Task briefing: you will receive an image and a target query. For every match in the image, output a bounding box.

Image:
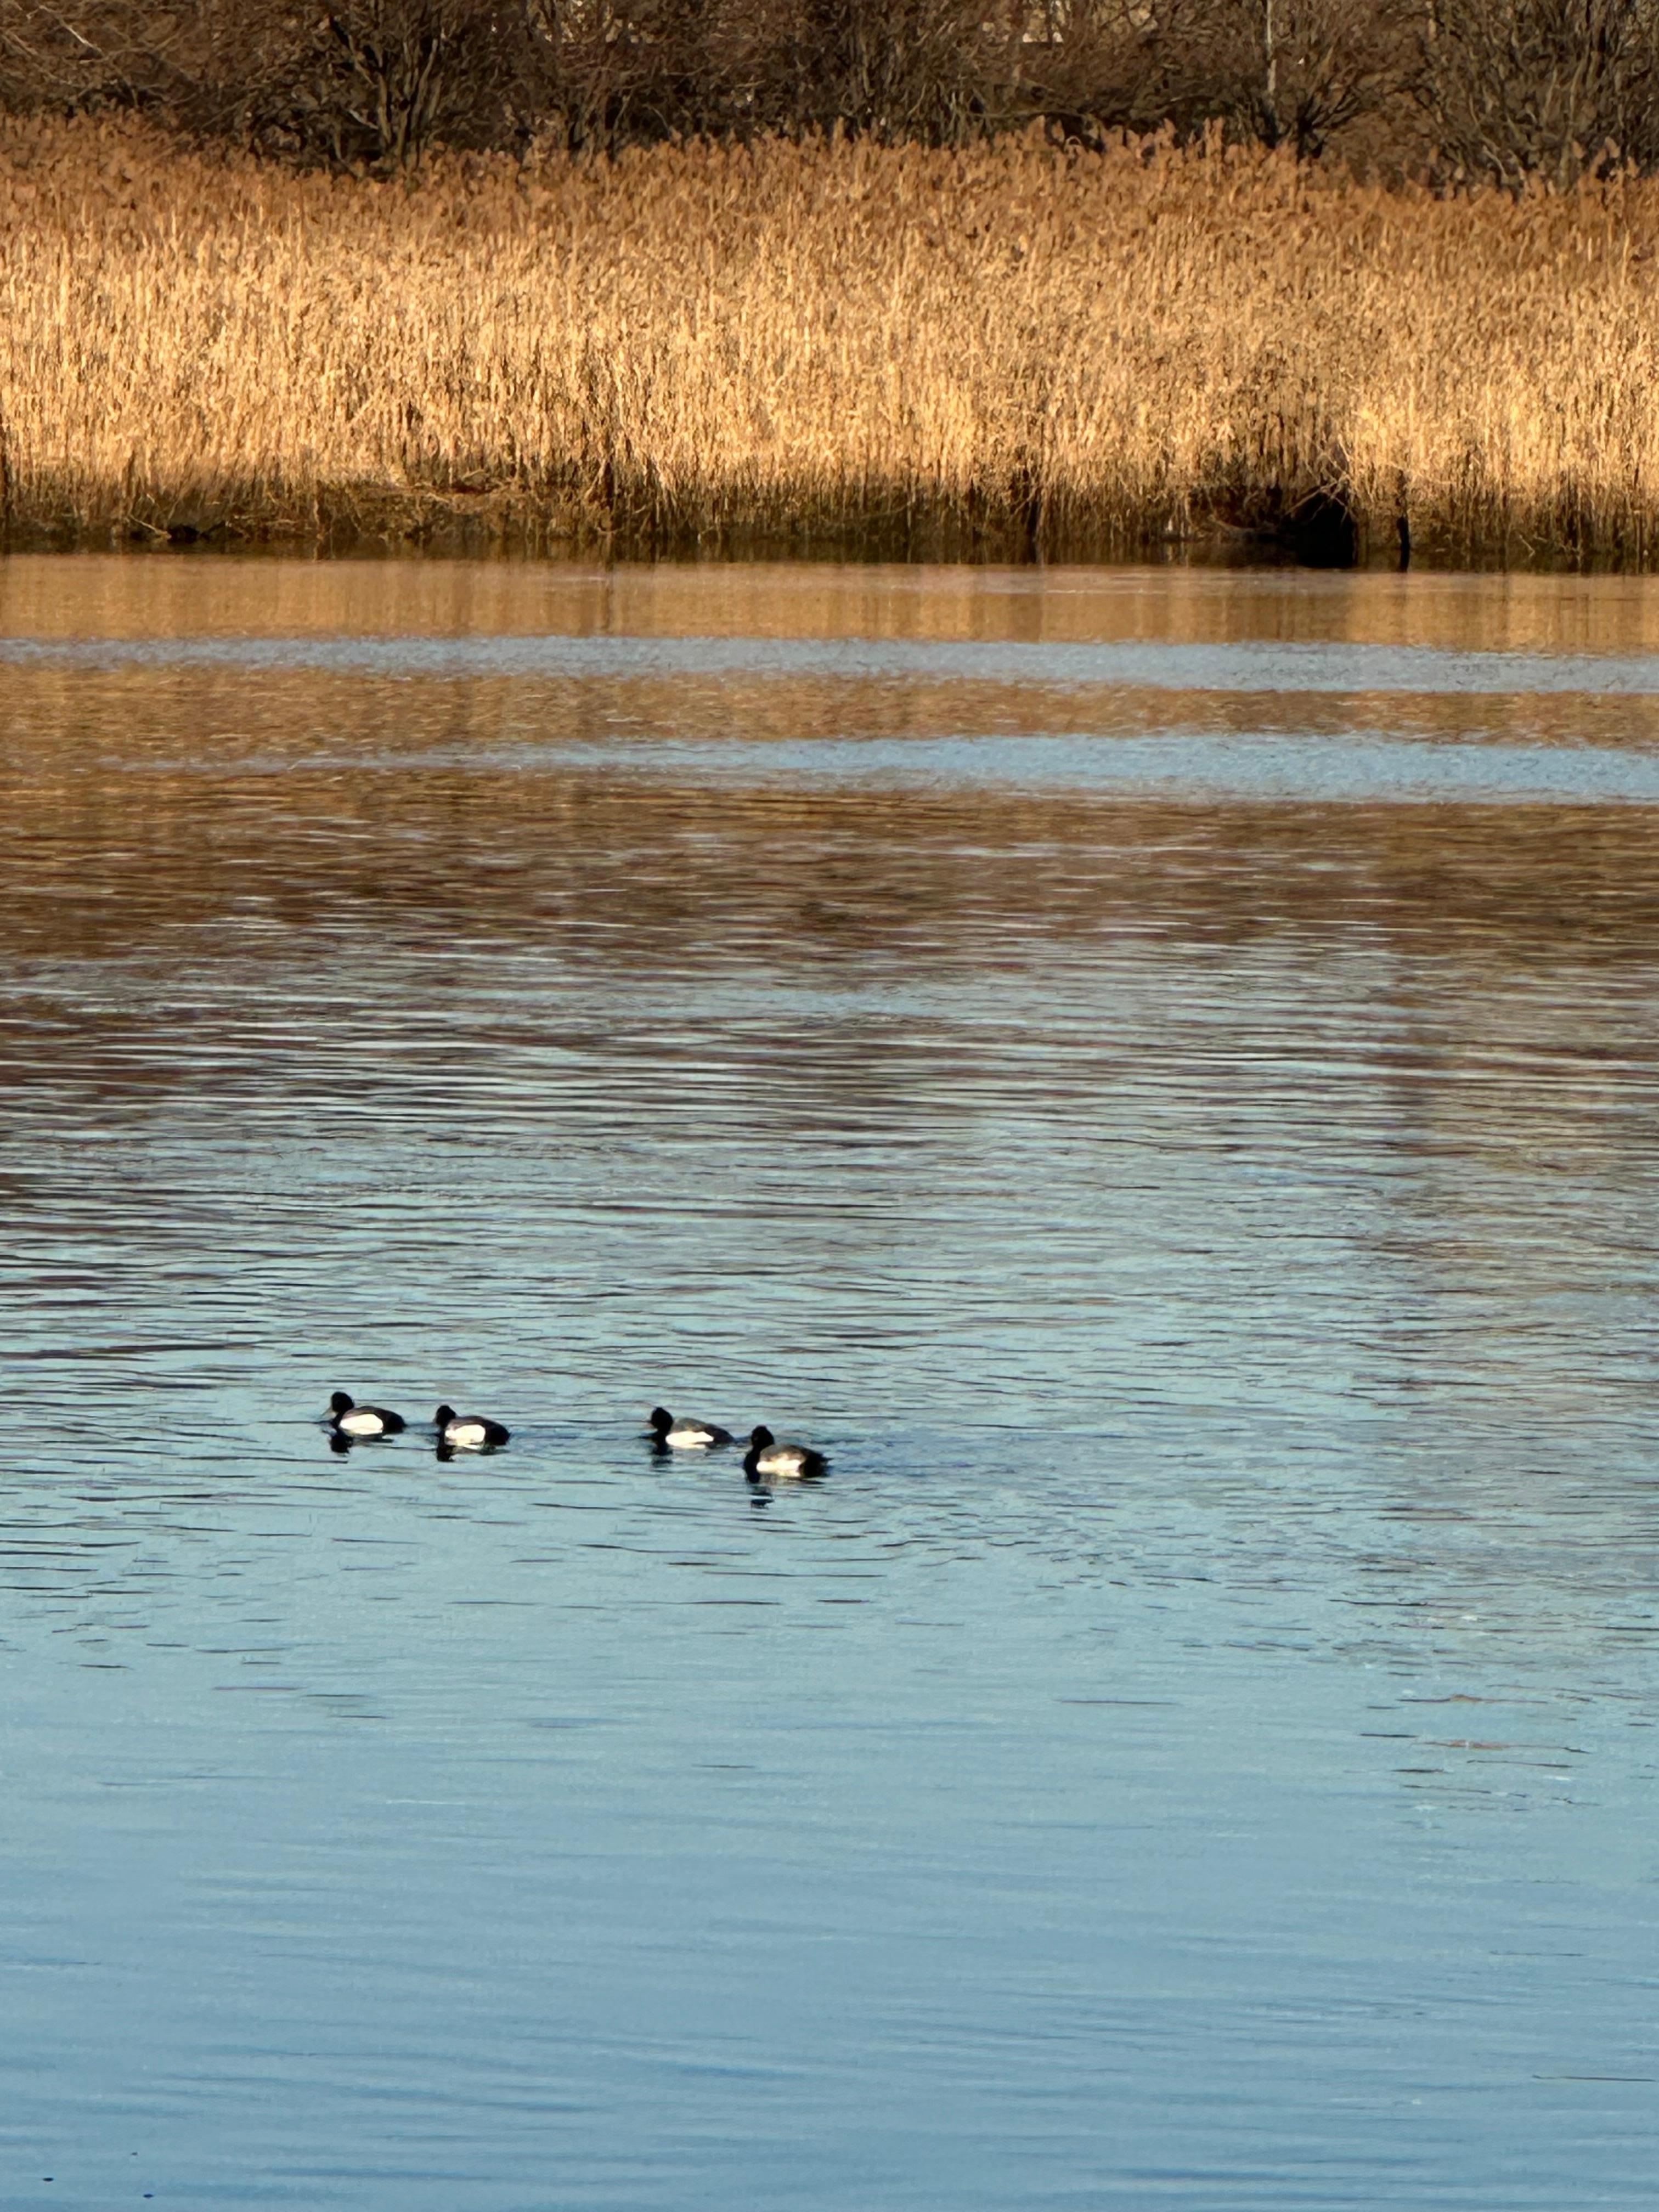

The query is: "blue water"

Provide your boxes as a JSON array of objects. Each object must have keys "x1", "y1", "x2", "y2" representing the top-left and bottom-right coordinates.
[{"x1": 1, "y1": 557, "x2": 1656, "y2": 2211}]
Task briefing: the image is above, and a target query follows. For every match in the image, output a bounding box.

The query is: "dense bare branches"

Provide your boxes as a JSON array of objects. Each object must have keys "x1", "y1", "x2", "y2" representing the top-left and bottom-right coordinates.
[
  {"x1": 3, "y1": 0, "x2": 1659, "y2": 179},
  {"x1": 0, "y1": 3, "x2": 172, "y2": 114},
  {"x1": 1415, "y1": 0, "x2": 1659, "y2": 185},
  {"x1": 528, "y1": 1, "x2": 1029, "y2": 149},
  {"x1": 1014, "y1": 3, "x2": 1413, "y2": 160},
  {"x1": 0, "y1": 2, "x2": 546, "y2": 163},
  {"x1": 266, "y1": 3, "x2": 546, "y2": 167}
]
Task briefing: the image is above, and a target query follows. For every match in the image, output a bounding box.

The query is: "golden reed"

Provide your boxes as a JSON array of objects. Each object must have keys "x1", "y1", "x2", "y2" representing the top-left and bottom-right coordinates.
[{"x1": 3, "y1": 116, "x2": 1658, "y2": 561}]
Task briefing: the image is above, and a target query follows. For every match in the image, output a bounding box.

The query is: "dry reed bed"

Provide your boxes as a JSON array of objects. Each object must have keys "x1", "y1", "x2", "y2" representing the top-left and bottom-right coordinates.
[{"x1": 3, "y1": 119, "x2": 1659, "y2": 558}]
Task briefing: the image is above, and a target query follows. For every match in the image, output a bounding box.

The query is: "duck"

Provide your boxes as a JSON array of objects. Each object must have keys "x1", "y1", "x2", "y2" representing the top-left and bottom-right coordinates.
[
  {"x1": 743, "y1": 1425, "x2": 828, "y2": 1481},
  {"x1": 647, "y1": 1407, "x2": 734, "y2": 1451},
  {"x1": 328, "y1": 1390, "x2": 405, "y2": 1438},
  {"x1": 434, "y1": 1403, "x2": 511, "y2": 1451}
]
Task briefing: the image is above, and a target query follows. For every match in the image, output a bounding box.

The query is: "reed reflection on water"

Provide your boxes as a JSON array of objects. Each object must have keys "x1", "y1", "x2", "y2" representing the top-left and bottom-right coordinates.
[{"x1": 1, "y1": 556, "x2": 1657, "y2": 2212}]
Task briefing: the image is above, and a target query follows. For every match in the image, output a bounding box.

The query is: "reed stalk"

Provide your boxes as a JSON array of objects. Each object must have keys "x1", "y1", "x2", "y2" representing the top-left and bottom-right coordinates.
[{"x1": 4, "y1": 117, "x2": 1659, "y2": 562}]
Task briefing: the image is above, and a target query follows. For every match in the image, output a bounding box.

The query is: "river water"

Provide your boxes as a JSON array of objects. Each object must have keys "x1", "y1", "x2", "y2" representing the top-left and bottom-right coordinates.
[{"x1": 1, "y1": 556, "x2": 1656, "y2": 2211}]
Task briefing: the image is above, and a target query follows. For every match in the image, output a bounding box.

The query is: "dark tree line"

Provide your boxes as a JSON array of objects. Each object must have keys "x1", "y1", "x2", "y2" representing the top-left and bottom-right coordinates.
[{"x1": 4, "y1": 1, "x2": 1659, "y2": 182}]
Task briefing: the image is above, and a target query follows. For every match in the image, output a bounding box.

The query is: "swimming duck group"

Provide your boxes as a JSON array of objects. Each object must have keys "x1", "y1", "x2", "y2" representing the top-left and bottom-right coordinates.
[
  {"x1": 329, "y1": 1392, "x2": 510, "y2": 1460},
  {"x1": 327, "y1": 1393, "x2": 828, "y2": 1481},
  {"x1": 649, "y1": 1407, "x2": 828, "y2": 1480}
]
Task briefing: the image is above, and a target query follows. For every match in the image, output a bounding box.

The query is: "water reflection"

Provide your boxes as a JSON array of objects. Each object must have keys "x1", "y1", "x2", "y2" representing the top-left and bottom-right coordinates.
[
  {"x1": 1, "y1": 558, "x2": 1657, "y2": 2212},
  {"x1": 14, "y1": 550, "x2": 1659, "y2": 656}
]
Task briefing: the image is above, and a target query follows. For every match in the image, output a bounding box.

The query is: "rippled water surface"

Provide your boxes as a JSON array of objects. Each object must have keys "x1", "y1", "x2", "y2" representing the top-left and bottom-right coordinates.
[{"x1": 3, "y1": 556, "x2": 1658, "y2": 2211}]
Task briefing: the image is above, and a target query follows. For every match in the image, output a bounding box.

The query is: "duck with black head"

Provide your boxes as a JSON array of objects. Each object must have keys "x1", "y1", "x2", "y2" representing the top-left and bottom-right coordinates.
[
  {"x1": 328, "y1": 1391, "x2": 405, "y2": 1440},
  {"x1": 743, "y1": 1425, "x2": 828, "y2": 1481},
  {"x1": 646, "y1": 1407, "x2": 735, "y2": 1452},
  {"x1": 434, "y1": 1404, "x2": 511, "y2": 1453}
]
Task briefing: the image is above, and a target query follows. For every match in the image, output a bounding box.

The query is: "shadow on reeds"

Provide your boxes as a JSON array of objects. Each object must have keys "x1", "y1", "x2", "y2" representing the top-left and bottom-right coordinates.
[
  {"x1": 0, "y1": 486, "x2": 1380, "y2": 568},
  {"x1": 5, "y1": 484, "x2": 1634, "y2": 576}
]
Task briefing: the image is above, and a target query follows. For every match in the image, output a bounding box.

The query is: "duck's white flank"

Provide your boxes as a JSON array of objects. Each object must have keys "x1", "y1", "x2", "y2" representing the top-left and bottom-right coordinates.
[{"x1": 754, "y1": 1444, "x2": 812, "y2": 1477}]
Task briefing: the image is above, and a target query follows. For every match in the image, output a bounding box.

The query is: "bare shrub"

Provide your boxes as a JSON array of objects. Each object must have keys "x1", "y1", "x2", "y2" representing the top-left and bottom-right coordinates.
[
  {"x1": 0, "y1": 2, "x2": 172, "y2": 114},
  {"x1": 1414, "y1": 0, "x2": 1659, "y2": 186},
  {"x1": 259, "y1": 2, "x2": 544, "y2": 168},
  {"x1": 1020, "y1": 2, "x2": 1415, "y2": 160},
  {"x1": 0, "y1": 2, "x2": 548, "y2": 167},
  {"x1": 530, "y1": 0, "x2": 1029, "y2": 150}
]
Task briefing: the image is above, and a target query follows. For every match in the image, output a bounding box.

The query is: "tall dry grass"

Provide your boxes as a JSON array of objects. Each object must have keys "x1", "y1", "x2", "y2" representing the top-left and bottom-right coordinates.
[{"x1": 4, "y1": 117, "x2": 1659, "y2": 561}]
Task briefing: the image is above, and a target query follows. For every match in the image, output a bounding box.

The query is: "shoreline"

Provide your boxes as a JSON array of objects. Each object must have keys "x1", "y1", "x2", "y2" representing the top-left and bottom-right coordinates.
[{"x1": 0, "y1": 520, "x2": 1622, "y2": 573}]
